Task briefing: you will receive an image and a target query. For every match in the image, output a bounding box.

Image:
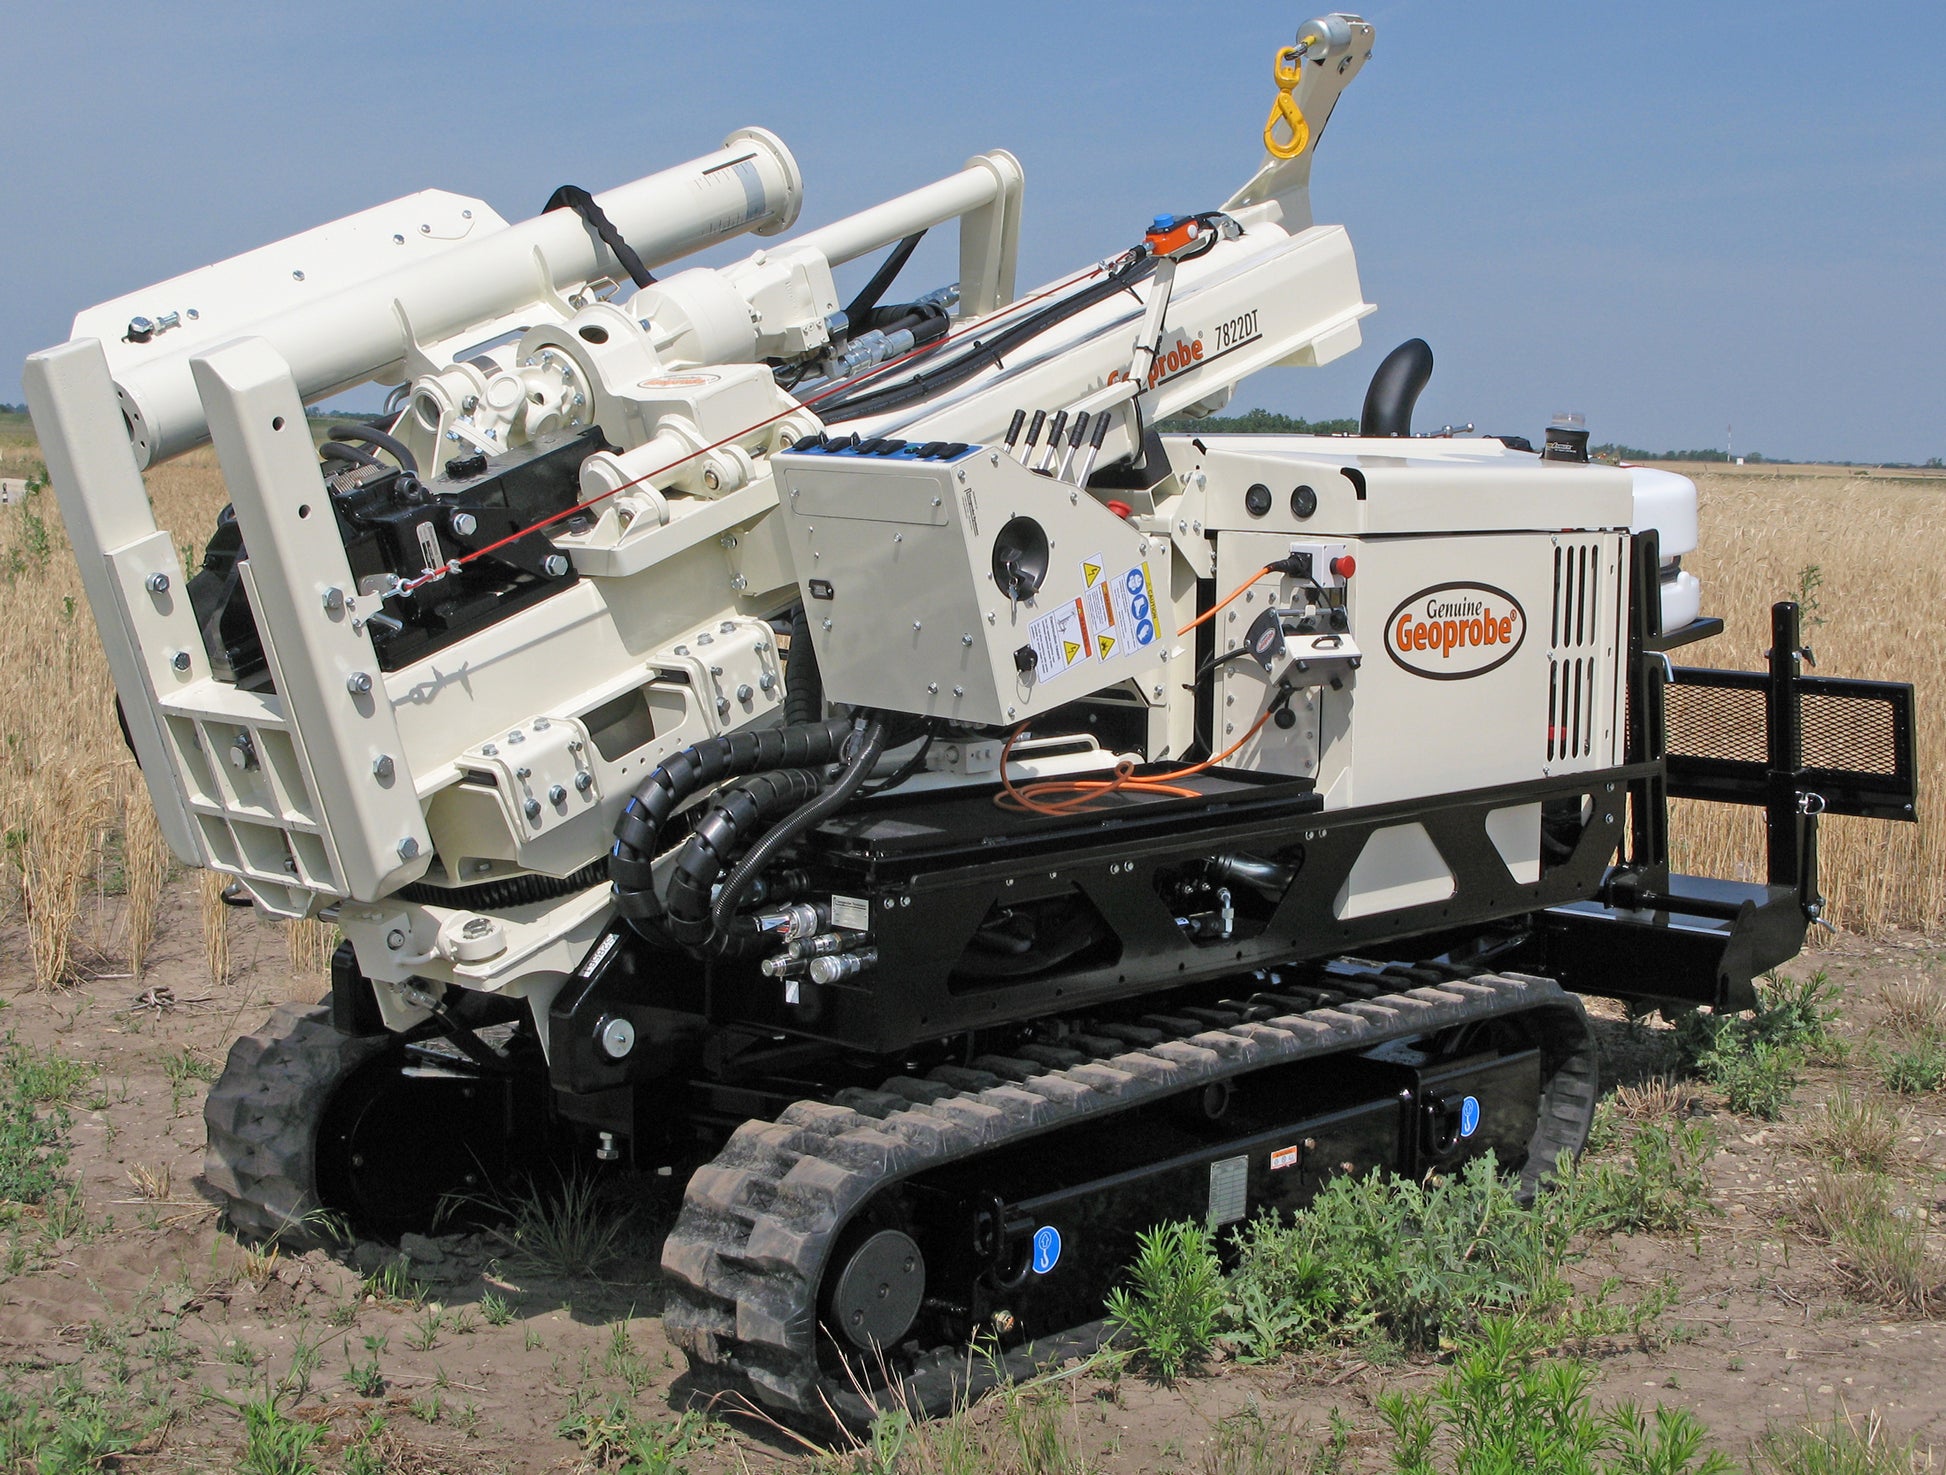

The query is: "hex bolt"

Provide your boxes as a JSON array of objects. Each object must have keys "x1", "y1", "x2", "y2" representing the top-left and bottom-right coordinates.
[
  {"x1": 534, "y1": 718, "x2": 549, "y2": 730},
  {"x1": 372, "y1": 754, "x2": 395, "y2": 781},
  {"x1": 926, "y1": 682, "x2": 939, "y2": 694},
  {"x1": 145, "y1": 572, "x2": 170, "y2": 594},
  {"x1": 758, "y1": 672, "x2": 776, "y2": 692},
  {"x1": 821, "y1": 618, "x2": 833, "y2": 631},
  {"x1": 481, "y1": 743, "x2": 497, "y2": 757},
  {"x1": 543, "y1": 554, "x2": 570, "y2": 577},
  {"x1": 321, "y1": 586, "x2": 344, "y2": 613},
  {"x1": 385, "y1": 928, "x2": 406, "y2": 950},
  {"x1": 451, "y1": 511, "x2": 477, "y2": 537},
  {"x1": 524, "y1": 797, "x2": 542, "y2": 821},
  {"x1": 716, "y1": 696, "x2": 731, "y2": 717},
  {"x1": 736, "y1": 683, "x2": 753, "y2": 702},
  {"x1": 396, "y1": 837, "x2": 420, "y2": 861},
  {"x1": 574, "y1": 771, "x2": 594, "y2": 793},
  {"x1": 548, "y1": 783, "x2": 567, "y2": 804},
  {"x1": 346, "y1": 671, "x2": 373, "y2": 695},
  {"x1": 962, "y1": 634, "x2": 974, "y2": 646},
  {"x1": 515, "y1": 765, "x2": 532, "y2": 780},
  {"x1": 170, "y1": 650, "x2": 191, "y2": 672},
  {"x1": 719, "y1": 621, "x2": 736, "y2": 634}
]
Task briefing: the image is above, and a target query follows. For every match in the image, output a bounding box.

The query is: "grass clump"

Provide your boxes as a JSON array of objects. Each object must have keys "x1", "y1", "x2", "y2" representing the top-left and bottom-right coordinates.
[
  {"x1": 1380, "y1": 1319, "x2": 1732, "y2": 1474},
  {"x1": 1675, "y1": 970, "x2": 1840, "y2": 1119},
  {"x1": 238, "y1": 1388, "x2": 323, "y2": 1475},
  {"x1": 0, "y1": 1035, "x2": 90, "y2": 1214},
  {"x1": 1803, "y1": 1088, "x2": 1902, "y2": 1171},
  {"x1": 1754, "y1": 1409, "x2": 1934, "y2": 1474},
  {"x1": 0, "y1": 1384, "x2": 147, "y2": 1473},
  {"x1": 493, "y1": 1174, "x2": 634, "y2": 1279},
  {"x1": 1580, "y1": 1122, "x2": 1719, "y2": 1235},
  {"x1": 1224, "y1": 1154, "x2": 1590, "y2": 1360},
  {"x1": 1792, "y1": 1169, "x2": 1939, "y2": 1313},
  {"x1": 556, "y1": 1397, "x2": 723, "y2": 1472},
  {"x1": 1103, "y1": 1219, "x2": 1225, "y2": 1379}
]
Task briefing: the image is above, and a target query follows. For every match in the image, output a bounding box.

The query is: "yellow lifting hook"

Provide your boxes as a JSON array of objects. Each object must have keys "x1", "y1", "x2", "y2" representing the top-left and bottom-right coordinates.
[{"x1": 1262, "y1": 38, "x2": 1314, "y2": 160}]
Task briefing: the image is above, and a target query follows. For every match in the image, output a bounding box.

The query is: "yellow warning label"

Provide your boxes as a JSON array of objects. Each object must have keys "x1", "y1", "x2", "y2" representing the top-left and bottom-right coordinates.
[
  {"x1": 1097, "y1": 634, "x2": 1116, "y2": 658},
  {"x1": 1064, "y1": 640, "x2": 1082, "y2": 664},
  {"x1": 1082, "y1": 559, "x2": 1103, "y2": 588}
]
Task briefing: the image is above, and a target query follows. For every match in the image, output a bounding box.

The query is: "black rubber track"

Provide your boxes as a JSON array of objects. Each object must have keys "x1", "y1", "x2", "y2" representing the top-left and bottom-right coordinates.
[
  {"x1": 660, "y1": 966, "x2": 1598, "y2": 1427},
  {"x1": 203, "y1": 1003, "x2": 388, "y2": 1249}
]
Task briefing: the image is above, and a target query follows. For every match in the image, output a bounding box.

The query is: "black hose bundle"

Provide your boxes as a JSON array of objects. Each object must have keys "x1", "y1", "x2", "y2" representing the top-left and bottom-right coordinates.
[
  {"x1": 709, "y1": 718, "x2": 888, "y2": 935},
  {"x1": 784, "y1": 606, "x2": 824, "y2": 726},
  {"x1": 660, "y1": 768, "x2": 825, "y2": 952},
  {"x1": 609, "y1": 714, "x2": 853, "y2": 934},
  {"x1": 327, "y1": 422, "x2": 419, "y2": 475}
]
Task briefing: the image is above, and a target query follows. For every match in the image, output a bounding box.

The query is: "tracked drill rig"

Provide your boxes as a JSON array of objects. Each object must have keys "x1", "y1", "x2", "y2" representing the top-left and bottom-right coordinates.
[{"x1": 25, "y1": 12, "x2": 1918, "y2": 1424}]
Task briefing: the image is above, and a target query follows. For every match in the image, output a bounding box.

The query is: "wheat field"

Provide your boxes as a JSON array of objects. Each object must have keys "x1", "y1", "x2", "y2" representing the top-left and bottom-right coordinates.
[{"x1": 0, "y1": 426, "x2": 1939, "y2": 990}]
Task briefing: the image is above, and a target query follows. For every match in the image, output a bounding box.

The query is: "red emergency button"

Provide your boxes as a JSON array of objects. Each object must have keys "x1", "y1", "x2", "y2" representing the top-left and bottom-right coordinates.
[{"x1": 1331, "y1": 554, "x2": 1357, "y2": 578}]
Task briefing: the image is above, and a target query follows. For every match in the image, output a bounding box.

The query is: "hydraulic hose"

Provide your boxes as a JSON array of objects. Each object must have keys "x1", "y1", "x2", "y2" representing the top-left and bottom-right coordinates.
[
  {"x1": 609, "y1": 714, "x2": 852, "y2": 932},
  {"x1": 784, "y1": 605, "x2": 824, "y2": 726},
  {"x1": 815, "y1": 250, "x2": 1158, "y2": 423},
  {"x1": 661, "y1": 768, "x2": 825, "y2": 949},
  {"x1": 328, "y1": 422, "x2": 420, "y2": 475},
  {"x1": 709, "y1": 717, "x2": 889, "y2": 934}
]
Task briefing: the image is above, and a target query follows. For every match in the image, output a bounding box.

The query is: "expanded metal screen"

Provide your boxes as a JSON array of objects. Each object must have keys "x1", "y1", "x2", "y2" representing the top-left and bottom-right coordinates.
[{"x1": 1661, "y1": 665, "x2": 1916, "y2": 821}]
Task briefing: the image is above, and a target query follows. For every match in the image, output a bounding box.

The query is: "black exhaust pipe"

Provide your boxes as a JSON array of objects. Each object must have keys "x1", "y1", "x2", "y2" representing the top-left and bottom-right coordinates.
[{"x1": 1360, "y1": 338, "x2": 1433, "y2": 438}]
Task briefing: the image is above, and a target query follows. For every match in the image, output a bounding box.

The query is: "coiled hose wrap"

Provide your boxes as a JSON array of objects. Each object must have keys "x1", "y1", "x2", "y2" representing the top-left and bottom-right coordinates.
[
  {"x1": 609, "y1": 715, "x2": 852, "y2": 933},
  {"x1": 661, "y1": 768, "x2": 825, "y2": 954}
]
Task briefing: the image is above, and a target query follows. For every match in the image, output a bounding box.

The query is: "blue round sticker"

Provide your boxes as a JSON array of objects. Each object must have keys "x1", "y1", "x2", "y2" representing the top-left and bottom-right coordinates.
[
  {"x1": 1458, "y1": 1095, "x2": 1481, "y2": 1138},
  {"x1": 1031, "y1": 1225, "x2": 1062, "y2": 1275}
]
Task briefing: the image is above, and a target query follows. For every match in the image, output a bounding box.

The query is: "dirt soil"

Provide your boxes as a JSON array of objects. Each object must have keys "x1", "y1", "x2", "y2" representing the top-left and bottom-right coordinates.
[{"x1": 2, "y1": 889, "x2": 1942, "y2": 1472}]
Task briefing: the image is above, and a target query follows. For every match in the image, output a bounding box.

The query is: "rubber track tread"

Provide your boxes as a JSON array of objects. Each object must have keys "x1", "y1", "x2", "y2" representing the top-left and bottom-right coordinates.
[
  {"x1": 203, "y1": 1003, "x2": 387, "y2": 1250},
  {"x1": 660, "y1": 967, "x2": 1597, "y2": 1426}
]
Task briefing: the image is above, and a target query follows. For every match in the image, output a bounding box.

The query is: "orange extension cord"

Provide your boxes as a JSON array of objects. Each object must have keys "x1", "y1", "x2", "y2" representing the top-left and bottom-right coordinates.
[{"x1": 994, "y1": 562, "x2": 1285, "y2": 815}]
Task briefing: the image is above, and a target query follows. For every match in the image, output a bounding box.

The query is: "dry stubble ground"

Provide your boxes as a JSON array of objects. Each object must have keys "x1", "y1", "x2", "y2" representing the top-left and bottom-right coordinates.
[{"x1": 1, "y1": 433, "x2": 1943, "y2": 1471}]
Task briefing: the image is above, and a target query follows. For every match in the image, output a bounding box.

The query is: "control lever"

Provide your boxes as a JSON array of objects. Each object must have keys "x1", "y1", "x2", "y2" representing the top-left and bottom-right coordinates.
[
  {"x1": 1017, "y1": 409, "x2": 1046, "y2": 465},
  {"x1": 1002, "y1": 408, "x2": 1026, "y2": 453},
  {"x1": 1070, "y1": 412, "x2": 1113, "y2": 485},
  {"x1": 1035, "y1": 411, "x2": 1068, "y2": 474},
  {"x1": 1057, "y1": 412, "x2": 1090, "y2": 480}
]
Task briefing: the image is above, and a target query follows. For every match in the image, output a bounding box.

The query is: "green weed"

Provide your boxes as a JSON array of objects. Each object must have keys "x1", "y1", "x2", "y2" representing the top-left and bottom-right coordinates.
[
  {"x1": 238, "y1": 1389, "x2": 324, "y2": 1475},
  {"x1": 1103, "y1": 1219, "x2": 1225, "y2": 1379},
  {"x1": 1379, "y1": 1317, "x2": 1732, "y2": 1474},
  {"x1": 1876, "y1": 1038, "x2": 1946, "y2": 1095},
  {"x1": 1580, "y1": 1122, "x2": 1719, "y2": 1235},
  {"x1": 480, "y1": 1289, "x2": 515, "y2": 1326},
  {"x1": 556, "y1": 1396, "x2": 724, "y2": 1472},
  {"x1": 0, "y1": 1035, "x2": 91, "y2": 1212}
]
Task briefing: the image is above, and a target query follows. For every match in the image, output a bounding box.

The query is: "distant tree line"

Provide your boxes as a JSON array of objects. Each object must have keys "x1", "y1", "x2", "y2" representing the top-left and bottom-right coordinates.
[
  {"x1": 1153, "y1": 407, "x2": 1361, "y2": 435},
  {"x1": 1590, "y1": 443, "x2": 1771, "y2": 464}
]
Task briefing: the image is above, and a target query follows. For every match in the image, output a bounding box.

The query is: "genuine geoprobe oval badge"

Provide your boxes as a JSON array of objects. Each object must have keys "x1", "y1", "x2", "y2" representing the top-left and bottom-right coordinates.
[{"x1": 1385, "y1": 582, "x2": 1526, "y2": 679}]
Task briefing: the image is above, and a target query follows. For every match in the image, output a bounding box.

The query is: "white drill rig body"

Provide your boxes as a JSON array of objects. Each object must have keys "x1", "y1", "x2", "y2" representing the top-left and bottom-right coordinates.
[
  {"x1": 30, "y1": 10, "x2": 1919, "y2": 1423},
  {"x1": 26, "y1": 13, "x2": 1687, "y2": 1044}
]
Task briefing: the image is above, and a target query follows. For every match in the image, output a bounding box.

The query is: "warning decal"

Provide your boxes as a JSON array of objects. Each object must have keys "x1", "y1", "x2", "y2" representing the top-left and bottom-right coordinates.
[
  {"x1": 1270, "y1": 1144, "x2": 1299, "y2": 1171},
  {"x1": 1103, "y1": 562, "x2": 1160, "y2": 658},
  {"x1": 1027, "y1": 597, "x2": 1092, "y2": 680}
]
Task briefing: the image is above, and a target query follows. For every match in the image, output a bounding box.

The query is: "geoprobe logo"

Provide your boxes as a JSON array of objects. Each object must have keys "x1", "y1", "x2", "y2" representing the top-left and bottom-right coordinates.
[{"x1": 1385, "y1": 583, "x2": 1526, "y2": 680}]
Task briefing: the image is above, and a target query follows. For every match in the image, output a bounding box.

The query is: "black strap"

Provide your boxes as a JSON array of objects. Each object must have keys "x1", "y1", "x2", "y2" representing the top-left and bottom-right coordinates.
[{"x1": 543, "y1": 184, "x2": 655, "y2": 290}]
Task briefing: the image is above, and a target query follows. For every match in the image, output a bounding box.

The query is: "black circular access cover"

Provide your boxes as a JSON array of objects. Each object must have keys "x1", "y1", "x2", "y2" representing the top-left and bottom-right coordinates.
[
  {"x1": 830, "y1": 1228, "x2": 927, "y2": 1350},
  {"x1": 1291, "y1": 484, "x2": 1318, "y2": 519},
  {"x1": 1244, "y1": 482, "x2": 1273, "y2": 518},
  {"x1": 991, "y1": 517, "x2": 1049, "y2": 601}
]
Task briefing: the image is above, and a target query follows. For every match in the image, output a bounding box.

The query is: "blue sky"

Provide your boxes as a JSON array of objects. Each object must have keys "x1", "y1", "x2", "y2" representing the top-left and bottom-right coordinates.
[{"x1": 8, "y1": 1, "x2": 1942, "y2": 462}]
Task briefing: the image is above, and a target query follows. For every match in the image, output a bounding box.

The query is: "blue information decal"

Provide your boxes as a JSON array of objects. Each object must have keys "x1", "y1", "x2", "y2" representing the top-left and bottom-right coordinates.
[
  {"x1": 1031, "y1": 1225, "x2": 1063, "y2": 1275},
  {"x1": 1458, "y1": 1095, "x2": 1481, "y2": 1139}
]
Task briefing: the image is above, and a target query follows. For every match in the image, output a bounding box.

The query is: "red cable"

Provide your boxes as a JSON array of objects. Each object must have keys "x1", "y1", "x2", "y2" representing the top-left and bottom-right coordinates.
[{"x1": 395, "y1": 260, "x2": 1117, "y2": 594}]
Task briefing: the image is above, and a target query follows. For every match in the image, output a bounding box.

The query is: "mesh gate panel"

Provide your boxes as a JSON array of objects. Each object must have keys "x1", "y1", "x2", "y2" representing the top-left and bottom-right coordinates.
[{"x1": 1664, "y1": 682, "x2": 1768, "y2": 764}]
